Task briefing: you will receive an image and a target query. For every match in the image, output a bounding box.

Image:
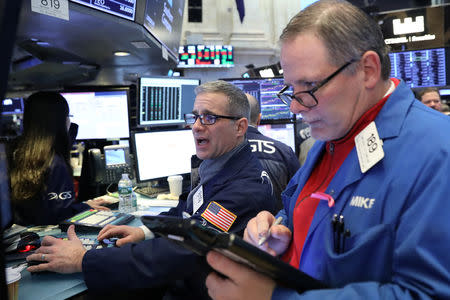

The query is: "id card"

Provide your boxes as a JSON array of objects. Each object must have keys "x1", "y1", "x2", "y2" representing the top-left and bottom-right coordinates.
[
  {"x1": 355, "y1": 121, "x2": 384, "y2": 173},
  {"x1": 193, "y1": 185, "x2": 204, "y2": 214}
]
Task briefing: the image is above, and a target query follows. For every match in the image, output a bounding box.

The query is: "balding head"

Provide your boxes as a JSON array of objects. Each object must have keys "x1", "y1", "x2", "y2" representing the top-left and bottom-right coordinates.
[{"x1": 246, "y1": 93, "x2": 261, "y2": 126}]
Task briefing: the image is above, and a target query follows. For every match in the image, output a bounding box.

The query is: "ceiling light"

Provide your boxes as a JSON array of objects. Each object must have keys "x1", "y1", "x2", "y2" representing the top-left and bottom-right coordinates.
[{"x1": 114, "y1": 51, "x2": 130, "y2": 57}]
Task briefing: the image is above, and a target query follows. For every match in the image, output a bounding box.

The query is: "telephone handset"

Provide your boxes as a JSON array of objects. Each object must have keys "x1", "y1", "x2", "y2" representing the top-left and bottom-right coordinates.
[
  {"x1": 88, "y1": 145, "x2": 133, "y2": 184},
  {"x1": 88, "y1": 148, "x2": 105, "y2": 184}
]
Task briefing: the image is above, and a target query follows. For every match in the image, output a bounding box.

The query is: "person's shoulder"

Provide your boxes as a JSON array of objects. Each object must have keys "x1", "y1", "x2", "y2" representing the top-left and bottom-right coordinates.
[
  {"x1": 48, "y1": 154, "x2": 70, "y2": 175},
  {"x1": 410, "y1": 101, "x2": 450, "y2": 127}
]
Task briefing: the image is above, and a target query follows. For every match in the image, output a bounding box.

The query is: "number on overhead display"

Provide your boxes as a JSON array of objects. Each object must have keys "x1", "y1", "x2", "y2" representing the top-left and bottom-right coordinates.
[
  {"x1": 120, "y1": 5, "x2": 133, "y2": 13},
  {"x1": 31, "y1": 0, "x2": 69, "y2": 21},
  {"x1": 70, "y1": 0, "x2": 136, "y2": 21}
]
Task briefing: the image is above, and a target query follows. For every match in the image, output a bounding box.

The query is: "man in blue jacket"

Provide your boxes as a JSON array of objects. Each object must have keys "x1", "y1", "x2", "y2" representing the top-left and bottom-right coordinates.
[
  {"x1": 27, "y1": 80, "x2": 276, "y2": 299},
  {"x1": 205, "y1": 1, "x2": 450, "y2": 300},
  {"x1": 246, "y1": 93, "x2": 300, "y2": 210}
]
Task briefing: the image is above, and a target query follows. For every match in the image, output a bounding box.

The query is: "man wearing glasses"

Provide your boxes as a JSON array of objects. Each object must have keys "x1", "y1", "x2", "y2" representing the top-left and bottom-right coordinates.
[
  {"x1": 206, "y1": 1, "x2": 450, "y2": 300},
  {"x1": 27, "y1": 81, "x2": 276, "y2": 299}
]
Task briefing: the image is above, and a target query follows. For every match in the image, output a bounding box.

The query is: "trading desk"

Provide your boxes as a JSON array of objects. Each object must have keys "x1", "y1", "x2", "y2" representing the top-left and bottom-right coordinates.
[{"x1": 11, "y1": 196, "x2": 177, "y2": 300}]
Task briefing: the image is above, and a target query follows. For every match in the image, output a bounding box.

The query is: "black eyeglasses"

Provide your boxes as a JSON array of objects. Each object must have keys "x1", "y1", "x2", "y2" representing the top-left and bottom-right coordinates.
[
  {"x1": 184, "y1": 113, "x2": 241, "y2": 125},
  {"x1": 277, "y1": 59, "x2": 357, "y2": 108}
]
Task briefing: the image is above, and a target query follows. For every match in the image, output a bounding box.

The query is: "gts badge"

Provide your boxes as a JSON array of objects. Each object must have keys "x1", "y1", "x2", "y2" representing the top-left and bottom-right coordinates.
[
  {"x1": 260, "y1": 171, "x2": 273, "y2": 194},
  {"x1": 48, "y1": 191, "x2": 72, "y2": 201}
]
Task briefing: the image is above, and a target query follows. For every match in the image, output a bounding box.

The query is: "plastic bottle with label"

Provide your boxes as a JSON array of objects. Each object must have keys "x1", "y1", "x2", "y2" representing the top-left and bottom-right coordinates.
[
  {"x1": 118, "y1": 173, "x2": 133, "y2": 213},
  {"x1": 130, "y1": 191, "x2": 137, "y2": 212}
]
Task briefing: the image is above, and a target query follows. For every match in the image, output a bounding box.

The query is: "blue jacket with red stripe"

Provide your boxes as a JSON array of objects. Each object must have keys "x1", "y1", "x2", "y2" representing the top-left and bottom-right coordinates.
[
  {"x1": 273, "y1": 80, "x2": 450, "y2": 300},
  {"x1": 82, "y1": 142, "x2": 275, "y2": 299}
]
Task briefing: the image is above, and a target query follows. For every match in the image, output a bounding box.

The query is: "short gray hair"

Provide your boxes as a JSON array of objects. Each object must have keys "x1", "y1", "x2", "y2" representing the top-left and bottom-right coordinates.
[
  {"x1": 246, "y1": 94, "x2": 261, "y2": 126},
  {"x1": 195, "y1": 80, "x2": 250, "y2": 119},
  {"x1": 280, "y1": 0, "x2": 391, "y2": 80}
]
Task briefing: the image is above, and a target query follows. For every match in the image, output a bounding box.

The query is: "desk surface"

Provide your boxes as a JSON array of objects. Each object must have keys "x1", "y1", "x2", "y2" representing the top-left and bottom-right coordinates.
[{"x1": 14, "y1": 201, "x2": 175, "y2": 300}]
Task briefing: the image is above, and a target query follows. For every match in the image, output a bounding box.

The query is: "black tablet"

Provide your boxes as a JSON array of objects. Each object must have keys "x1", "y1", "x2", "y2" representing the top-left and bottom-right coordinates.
[{"x1": 141, "y1": 215, "x2": 327, "y2": 293}]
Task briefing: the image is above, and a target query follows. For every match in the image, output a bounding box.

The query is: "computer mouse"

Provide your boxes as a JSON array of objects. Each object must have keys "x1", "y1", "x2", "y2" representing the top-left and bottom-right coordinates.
[
  {"x1": 99, "y1": 237, "x2": 119, "y2": 247},
  {"x1": 17, "y1": 232, "x2": 41, "y2": 253},
  {"x1": 27, "y1": 260, "x2": 46, "y2": 266}
]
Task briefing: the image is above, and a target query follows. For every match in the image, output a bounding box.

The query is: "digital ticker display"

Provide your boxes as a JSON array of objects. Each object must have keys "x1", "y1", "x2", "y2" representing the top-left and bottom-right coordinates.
[
  {"x1": 222, "y1": 78, "x2": 293, "y2": 122},
  {"x1": 389, "y1": 48, "x2": 447, "y2": 88},
  {"x1": 70, "y1": 0, "x2": 136, "y2": 21},
  {"x1": 178, "y1": 45, "x2": 234, "y2": 68}
]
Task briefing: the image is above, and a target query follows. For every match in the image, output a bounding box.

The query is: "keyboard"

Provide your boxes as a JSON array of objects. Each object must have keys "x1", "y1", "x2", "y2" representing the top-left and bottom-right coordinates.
[
  {"x1": 59, "y1": 210, "x2": 134, "y2": 232},
  {"x1": 134, "y1": 186, "x2": 170, "y2": 198}
]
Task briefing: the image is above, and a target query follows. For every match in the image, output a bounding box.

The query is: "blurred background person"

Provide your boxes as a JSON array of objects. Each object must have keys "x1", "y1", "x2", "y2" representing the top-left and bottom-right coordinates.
[
  {"x1": 416, "y1": 87, "x2": 443, "y2": 112},
  {"x1": 7, "y1": 91, "x2": 107, "y2": 226},
  {"x1": 246, "y1": 93, "x2": 300, "y2": 210}
]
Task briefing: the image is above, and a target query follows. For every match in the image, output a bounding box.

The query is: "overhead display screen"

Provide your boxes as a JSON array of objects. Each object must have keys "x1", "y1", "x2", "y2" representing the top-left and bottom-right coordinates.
[
  {"x1": 178, "y1": 45, "x2": 234, "y2": 68},
  {"x1": 70, "y1": 0, "x2": 136, "y2": 21},
  {"x1": 389, "y1": 48, "x2": 447, "y2": 88},
  {"x1": 143, "y1": 0, "x2": 186, "y2": 58},
  {"x1": 374, "y1": 6, "x2": 449, "y2": 51}
]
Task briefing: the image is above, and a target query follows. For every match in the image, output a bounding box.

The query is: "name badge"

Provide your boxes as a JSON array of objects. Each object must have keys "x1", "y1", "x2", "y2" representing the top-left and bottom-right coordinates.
[
  {"x1": 193, "y1": 185, "x2": 204, "y2": 214},
  {"x1": 355, "y1": 121, "x2": 384, "y2": 173}
]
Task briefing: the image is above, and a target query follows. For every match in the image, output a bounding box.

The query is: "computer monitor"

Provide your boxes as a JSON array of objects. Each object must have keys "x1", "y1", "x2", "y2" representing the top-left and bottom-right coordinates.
[
  {"x1": 221, "y1": 77, "x2": 294, "y2": 122},
  {"x1": 389, "y1": 47, "x2": 448, "y2": 88},
  {"x1": 143, "y1": 0, "x2": 186, "y2": 59},
  {"x1": 1, "y1": 97, "x2": 23, "y2": 115},
  {"x1": 61, "y1": 87, "x2": 130, "y2": 140},
  {"x1": 132, "y1": 129, "x2": 196, "y2": 183},
  {"x1": 138, "y1": 77, "x2": 200, "y2": 127},
  {"x1": 71, "y1": 0, "x2": 136, "y2": 21},
  {"x1": 257, "y1": 123, "x2": 296, "y2": 152}
]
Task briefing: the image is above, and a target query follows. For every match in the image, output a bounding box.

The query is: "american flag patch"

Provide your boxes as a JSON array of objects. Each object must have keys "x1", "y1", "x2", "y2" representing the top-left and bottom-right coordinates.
[{"x1": 201, "y1": 201, "x2": 237, "y2": 232}]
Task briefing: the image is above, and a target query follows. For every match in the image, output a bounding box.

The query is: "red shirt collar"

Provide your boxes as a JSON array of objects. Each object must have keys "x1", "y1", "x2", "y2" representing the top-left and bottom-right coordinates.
[{"x1": 326, "y1": 78, "x2": 399, "y2": 153}]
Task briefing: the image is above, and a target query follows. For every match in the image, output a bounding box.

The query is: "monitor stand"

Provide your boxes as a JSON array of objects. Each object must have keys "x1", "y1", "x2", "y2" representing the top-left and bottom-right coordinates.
[{"x1": 148, "y1": 179, "x2": 169, "y2": 191}]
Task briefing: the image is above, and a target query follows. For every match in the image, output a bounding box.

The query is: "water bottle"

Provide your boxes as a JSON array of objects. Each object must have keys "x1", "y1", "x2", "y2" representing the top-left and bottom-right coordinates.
[
  {"x1": 118, "y1": 173, "x2": 133, "y2": 213},
  {"x1": 130, "y1": 191, "x2": 137, "y2": 212}
]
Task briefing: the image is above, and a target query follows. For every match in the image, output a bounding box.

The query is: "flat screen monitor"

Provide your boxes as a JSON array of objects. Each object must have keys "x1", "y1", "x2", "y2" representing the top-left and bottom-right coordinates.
[
  {"x1": 221, "y1": 77, "x2": 294, "y2": 122},
  {"x1": 389, "y1": 47, "x2": 448, "y2": 88},
  {"x1": 70, "y1": 0, "x2": 136, "y2": 21},
  {"x1": 178, "y1": 45, "x2": 234, "y2": 68},
  {"x1": 132, "y1": 129, "x2": 196, "y2": 183},
  {"x1": 61, "y1": 87, "x2": 130, "y2": 140},
  {"x1": 1, "y1": 97, "x2": 23, "y2": 115},
  {"x1": 257, "y1": 123, "x2": 296, "y2": 152},
  {"x1": 138, "y1": 77, "x2": 200, "y2": 127},
  {"x1": 143, "y1": 0, "x2": 186, "y2": 59}
]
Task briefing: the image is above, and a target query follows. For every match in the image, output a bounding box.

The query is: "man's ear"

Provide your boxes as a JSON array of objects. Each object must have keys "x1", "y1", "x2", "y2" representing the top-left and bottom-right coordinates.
[
  {"x1": 361, "y1": 50, "x2": 381, "y2": 89},
  {"x1": 236, "y1": 118, "x2": 248, "y2": 138},
  {"x1": 360, "y1": 50, "x2": 381, "y2": 89},
  {"x1": 256, "y1": 113, "x2": 262, "y2": 126}
]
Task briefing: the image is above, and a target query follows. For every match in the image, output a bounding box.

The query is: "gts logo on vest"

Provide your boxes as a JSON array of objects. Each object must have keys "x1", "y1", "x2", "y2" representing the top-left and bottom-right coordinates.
[
  {"x1": 48, "y1": 191, "x2": 72, "y2": 201},
  {"x1": 249, "y1": 139, "x2": 276, "y2": 154},
  {"x1": 349, "y1": 196, "x2": 375, "y2": 209}
]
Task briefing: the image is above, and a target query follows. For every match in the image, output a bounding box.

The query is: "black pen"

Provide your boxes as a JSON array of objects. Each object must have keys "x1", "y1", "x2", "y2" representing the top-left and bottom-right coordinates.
[{"x1": 332, "y1": 214, "x2": 338, "y2": 252}]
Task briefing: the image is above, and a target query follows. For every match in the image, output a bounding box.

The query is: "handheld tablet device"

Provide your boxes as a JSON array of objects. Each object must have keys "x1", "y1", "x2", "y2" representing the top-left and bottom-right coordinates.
[{"x1": 141, "y1": 215, "x2": 327, "y2": 293}]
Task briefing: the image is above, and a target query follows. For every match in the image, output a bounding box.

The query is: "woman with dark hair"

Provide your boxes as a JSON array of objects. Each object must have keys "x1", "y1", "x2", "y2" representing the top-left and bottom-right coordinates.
[{"x1": 8, "y1": 91, "x2": 107, "y2": 225}]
